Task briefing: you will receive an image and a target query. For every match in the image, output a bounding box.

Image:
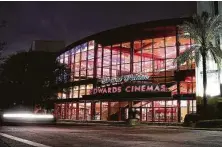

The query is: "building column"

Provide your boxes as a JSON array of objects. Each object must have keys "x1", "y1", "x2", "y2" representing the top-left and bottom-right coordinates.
[
  {"x1": 118, "y1": 102, "x2": 121, "y2": 121},
  {"x1": 130, "y1": 41, "x2": 134, "y2": 74},
  {"x1": 108, "y1": 102, "x2": 111, "y2": 120},
  {"x1": 76, "y1": 102, "x2": 79, "y2": 120},
  {"x1": 100, "y1": 101, "x2": 102, "y2": 120},
  {"x1": 176, "y1": 26, "x2": 181, "y2": 123},
  {"x1": 152, "y1": 101, "x2": 154, "y2": 122},
  {"x1": 91, "y1": 101, "x2": 95, "y2": 120},
  {"x1": 84, "y1": 101, "x2": 86, "y2": 120},
  {"x1": 54, "y1": 103, "x2": 58, "y2": 119}
]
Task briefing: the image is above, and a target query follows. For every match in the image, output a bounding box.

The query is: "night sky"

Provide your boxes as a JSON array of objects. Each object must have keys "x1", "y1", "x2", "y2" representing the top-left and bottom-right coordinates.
[{"x1": 0, "y1": 1, "x2": 196, "y2": 55}]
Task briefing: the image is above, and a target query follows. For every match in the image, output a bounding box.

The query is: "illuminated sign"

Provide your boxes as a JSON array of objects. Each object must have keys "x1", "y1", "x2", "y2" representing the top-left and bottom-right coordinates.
[
  {"x1": 101, "y1": 73, "x2": 149, "y2": 85},
  {"x1": 91, "y1": 84, "x2": 167, "y2": 95}
]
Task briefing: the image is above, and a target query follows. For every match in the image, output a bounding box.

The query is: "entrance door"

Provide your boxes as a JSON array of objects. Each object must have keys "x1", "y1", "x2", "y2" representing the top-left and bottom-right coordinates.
[
  {"x1": 120, "y1": 107, "x2": 128, "y2": 121},
  {"x1": 141, "y1": 108, "x2": 152, "y2": 121}
]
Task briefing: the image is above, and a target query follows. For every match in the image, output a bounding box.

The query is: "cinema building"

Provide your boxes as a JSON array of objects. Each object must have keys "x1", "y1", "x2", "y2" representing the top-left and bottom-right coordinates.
[{"x1": 54, "y1": 18, "x2": 198, "y2": 123}]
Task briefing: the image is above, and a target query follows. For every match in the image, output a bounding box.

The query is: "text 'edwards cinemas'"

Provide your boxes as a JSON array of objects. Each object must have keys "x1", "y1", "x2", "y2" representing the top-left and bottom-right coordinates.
[{"x1": 90, "y1": 84, "x2": 167, "y2": 95}]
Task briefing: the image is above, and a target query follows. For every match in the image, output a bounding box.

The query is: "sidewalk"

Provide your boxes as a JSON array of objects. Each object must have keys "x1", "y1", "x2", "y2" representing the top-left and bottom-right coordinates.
[{"x1": 56, "y1": 120, "x2": 222, "y2": 131}]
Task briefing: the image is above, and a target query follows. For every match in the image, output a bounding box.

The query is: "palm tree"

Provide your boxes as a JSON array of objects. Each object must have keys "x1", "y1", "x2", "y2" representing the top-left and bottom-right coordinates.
[{"x1": 176, "y1": 12, "x2": 222, "y2": 115}]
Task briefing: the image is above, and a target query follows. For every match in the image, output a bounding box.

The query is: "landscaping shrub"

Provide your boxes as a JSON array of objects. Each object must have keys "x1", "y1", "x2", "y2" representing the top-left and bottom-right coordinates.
[
  {"x1": 183, "y1": 113, "x2": 200, "y2": 126},
  {"x1": 195, "y1": 119, "x2": 222, "y2": 128}
]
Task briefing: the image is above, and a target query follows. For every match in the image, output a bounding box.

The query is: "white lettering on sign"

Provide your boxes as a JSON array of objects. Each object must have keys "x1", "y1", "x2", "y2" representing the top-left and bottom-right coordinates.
[
  {"x1": 101, "y1": 73, "x2": 149, "y2": 85},
  {"x1": 90, "y1": 84, "x2": 167, "y2": 95}
]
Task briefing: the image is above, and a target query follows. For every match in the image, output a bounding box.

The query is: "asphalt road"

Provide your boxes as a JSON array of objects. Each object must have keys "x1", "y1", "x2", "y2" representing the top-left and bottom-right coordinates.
[{"x1": 1, "y1": 124, "x2": 222, "y2": 147}]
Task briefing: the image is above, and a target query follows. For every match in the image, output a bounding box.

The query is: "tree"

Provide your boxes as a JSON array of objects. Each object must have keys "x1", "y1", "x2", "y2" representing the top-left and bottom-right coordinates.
[
  {"x1": 0, "y1": 20, "x2": 7, "y2": 65},
  {"x1": 176, "y1": 12, "x2": 222, "y2": 115},
  {"x1": 0, "y1": 51, "x2": 70, "y2": 109}
]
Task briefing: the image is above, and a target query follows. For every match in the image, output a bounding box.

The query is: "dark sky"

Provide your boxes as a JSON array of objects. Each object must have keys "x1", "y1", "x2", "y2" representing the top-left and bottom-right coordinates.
[{"x1": 0, "y1": 1, "x2": 196, "y2": 55}]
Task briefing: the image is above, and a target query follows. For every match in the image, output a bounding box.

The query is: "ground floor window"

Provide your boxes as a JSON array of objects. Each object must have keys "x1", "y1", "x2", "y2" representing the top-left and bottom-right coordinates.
[{"x1": 54, "y1": 100, "x2": 196, "y2": 122}]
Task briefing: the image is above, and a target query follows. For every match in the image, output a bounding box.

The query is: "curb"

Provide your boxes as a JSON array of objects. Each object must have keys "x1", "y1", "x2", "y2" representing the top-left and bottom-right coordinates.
[{"x1": 56, "y1": 121, "x2": 222, "y2": 131}]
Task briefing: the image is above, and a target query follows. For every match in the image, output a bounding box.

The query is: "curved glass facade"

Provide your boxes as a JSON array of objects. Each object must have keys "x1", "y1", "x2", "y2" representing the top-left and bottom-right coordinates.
[{"x1": 55, "y1": 21, "x2": 196, "y2": 122}]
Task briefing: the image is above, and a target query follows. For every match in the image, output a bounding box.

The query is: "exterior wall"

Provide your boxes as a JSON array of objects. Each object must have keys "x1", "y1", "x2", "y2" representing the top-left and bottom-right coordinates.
[
  {"x1": 55, "y1": 100, "x2": 196, "y2": 122},
  {"x1": 55, "y1": 20, "x2": 196, "y2": 122}
]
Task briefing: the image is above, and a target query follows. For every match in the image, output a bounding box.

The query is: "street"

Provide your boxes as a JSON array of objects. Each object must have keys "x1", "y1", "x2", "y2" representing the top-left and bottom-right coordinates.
[{"x1": 1, "y1": 125, "x2": 222, "y2": 147}]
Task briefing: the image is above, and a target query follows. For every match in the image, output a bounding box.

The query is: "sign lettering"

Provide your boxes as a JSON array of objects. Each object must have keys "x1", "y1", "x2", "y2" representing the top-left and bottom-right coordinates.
[
  {"x1": 91, "y1": 84, "x2": 167, "y2": 95},
  {"x1": 101, "y1": 73, "x2": 149, "y2": 85}
]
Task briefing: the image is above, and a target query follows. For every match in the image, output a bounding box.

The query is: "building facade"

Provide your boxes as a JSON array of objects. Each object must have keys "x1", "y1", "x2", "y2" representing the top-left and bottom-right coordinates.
[{"x1": 54, "y1": 18, "x2": 197, "y2": 122}]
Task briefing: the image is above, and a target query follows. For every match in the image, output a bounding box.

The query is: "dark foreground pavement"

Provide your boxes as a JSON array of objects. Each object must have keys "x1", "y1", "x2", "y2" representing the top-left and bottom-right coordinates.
[{"x1": 1, "y1": 124, "x2": 222, "y2": 147}]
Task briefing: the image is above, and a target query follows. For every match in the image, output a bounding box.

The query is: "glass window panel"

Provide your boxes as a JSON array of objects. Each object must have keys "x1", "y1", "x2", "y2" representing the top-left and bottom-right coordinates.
[
  {"x1": 80, "y1": 85, "x2": 85, "y2": 90},
  {"x1": 153, "y1": 38, "x2": 165, "y2": 48},
  {"x1": 76, "y1": 45, "x2": 81, "y2": 53},
  {"x1": 112, "y1": 54, "x2": 120, "y2": 65},
  {"x1": 65, "y1": 51, "x2": 70, "y2": 57},
  {"x1": 64, "y1": 57, "x2": 68, "y2": 64},
  {"x1": 81, "y1": 70, "x2": 86, "y2": 76},
  {"x1": 71, "y1": 48, "x2": 75, "y2": 55},
  {"x1": 104, "y1": 46, "x2": 111, "y2": 56},
  {"x1": 134, "y1": 40, "x2": 142, "y2": 56},
  {"x1": 71, "y1": 55, "x2": 74, "y2": 64},
  {"x1": 97, "y1": 68, "x2": 101, "y2": 78},
  {"x1": 121, "y1": 53, "x2": 130, "y2": 64},
  {"x1": 122, "y1": 42, "x2": 130, "y2": 49},
  {"x1": 133, "y1": 62, "x2": 141, "y2": 73},
  {"x1": 103, "y1": 68, "x2": 110, "y2": 77},
  {"x1": 81, "y1": 43, "x2": 87, "y2": 52},
  {"x1": 85, "y1": 103, "x2": 91, "y2": 120},
  {"x1": 81, "y1": 51, "x2": 87, "y2": 60},
  {"x1": 101, "y1": 102, "x2": 108, "y2": 120},
  {"x1": 58, "y1": 93, "x2": 62, "y2": 99},
  {"x1": 98, "y1": 47, "x2": 102, "y2": 57},
  {"x1": 154, "y1": 101, "x2": 165, "y2": 107},
  {"x1": 179, "y1": 37, "x2": 190, "y2": 45},
  {"x1": 166, "y1": 59, "x2": 176, "y2": 71},
  {"x1": 69, "y1": 89, "x2": 73, "y2": 98},
  {"x1": 142, "y1": 56, "x2": 152, "y2": 62},
  {"x1": 75, "y1": 53, "x2": 80, "y2": 62},
  {"x1": 154, "y1": 59, "x2": 165, "y2": 72},
  {"x1": 103, "y1": 56, "x2": 111, "y2": 66},
  {"x1": 153, "y1": 48, "x2": 165, "y2": 59},
  {"x1": 75, "y1": 71, "x2": 79, "y2": 76},
  {"x1": 166, "y1": 46, "x2": 176, "y2": 59},
  {"x1": 179, "y1": 45, "x2": 190, "y2": 55},
  {"x1": 75, "y1": 63, "x2": 80, "y2": 71},
  {"x1": 142, "y1": 39, "x2": 152, "y2": 50},
  {"x1": 59, "y1": 58, "x2": 64, "y2": 64},
  {"x1": 142, "y1": 61, "x2": 153, "y2": 73},
  {"x1": 88, "y1": 59, "x2": 94, "y2": 69},
  {"x1": 134, "y1": 55, "x2": 141, "y2": 62},
  {"x1": 112, "y1": 69, "x2": 117, "y2": 77},
  {"x1": 112, "y1": 65, "x2": 120, "y2": 76},
  {"x1": 79, "y1": 90, "x2": 85, "y2": 98},
  {"x1": 97, "y1": 58, "x2": 102, "y2": 67},
  {"x1": 87, "y1": 69, "x2": 93, "y2": 76},
  {"x1": 121, "y1": 64, "x2": 130, "y2": 73},
  {"x1": 88, "y1": 40, "x2": 95, "y2": 50},
  {"x1": 165, "y1": 36, "x2": 176, "y2": 47},
  {"x1": 62, "y1": 92, "x2": 66, "y2": 99},
  {"x1": 87, "y1": 84, "x2": 93, "y2": 89},
  {"x1": 86, "y1": 89, "x2": 91, "y2": 95},
  {"x1": 88, "y1": 50, "x2": 94, "y2": 60},
  {"x1": 81, "y1": 61, "x2": 86, "y2": 69}
]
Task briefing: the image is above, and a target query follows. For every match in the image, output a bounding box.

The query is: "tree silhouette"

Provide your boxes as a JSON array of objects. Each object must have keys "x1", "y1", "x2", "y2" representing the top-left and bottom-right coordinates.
[{"x1": 0, "y1": 51, "x2": 70, "y2": 109}]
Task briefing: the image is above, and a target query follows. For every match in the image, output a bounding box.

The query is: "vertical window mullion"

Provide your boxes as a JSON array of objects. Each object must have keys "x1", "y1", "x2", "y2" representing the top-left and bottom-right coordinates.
[
  {"x1": 110, "y1": 45, "x2": 112, "y2": 78},
  {"x1": 101, "y1": 46, "x2": 104, "y2": 78},
  {"x1": 140, "y1": 40, "x2": 142, "y2": 73},
  {"x1": 120, "y1": 43, "x2": 122, "y2": 75},
  {"x1": 86, "y1": 43, "x2": 89, "y2": 78}
]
